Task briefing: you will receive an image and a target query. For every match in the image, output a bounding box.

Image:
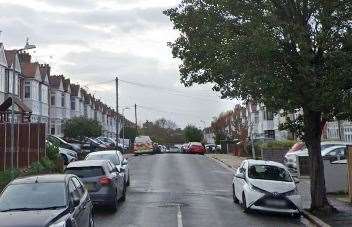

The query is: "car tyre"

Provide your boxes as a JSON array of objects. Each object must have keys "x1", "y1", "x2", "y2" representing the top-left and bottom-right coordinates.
[
  {"x1": 126, "y1": 173, "x2": 130, "y2": 187},
  {"x1": 242, "y1": 193, "x2": 250, "y2": 213},
  {"x1": 61, "y1": 154, "x2": 68, "y2": 165},
  {"x1": 120, "y1": 186, "x2": 126, "y2": 202},
  {"x1": 232, "y1": 184, "x2": 239, "y2": 204}
]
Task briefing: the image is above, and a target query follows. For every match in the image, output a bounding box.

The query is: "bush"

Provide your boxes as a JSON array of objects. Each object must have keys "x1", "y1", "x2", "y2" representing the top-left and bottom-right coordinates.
[
  {"x1": 259, "y1": 140, "x2": 296, "y2": 150},
  {"x1": 27, "y1": 161, "x2": 46, "y2": 175},
  {"x1": 47, "y1": 143, "x2": 60, "y2": 162},
  {"x1": 0, "y1": 169, "x2": 21, "y2": 186}
]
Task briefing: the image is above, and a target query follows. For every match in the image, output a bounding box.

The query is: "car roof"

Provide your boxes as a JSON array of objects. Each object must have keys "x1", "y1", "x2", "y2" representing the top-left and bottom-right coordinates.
[
  {"x1": 11, "y1": 174, "x2": 73, "y2": 185},
  {"x1": 321, "y1": 145, "x2": 346, "y2": 154},
  {"x1": 87, "y1": 150, "x2": 118, "y2": 156},
  {"x1": 66, "y1": 159, "x2": 110, "y2": 168},
  {"x1": 321, "y1": 140, "x2": 351, "y2": 145},
  {"x1": 245, "y1": 159, "x2": 286, "y2": 168}
]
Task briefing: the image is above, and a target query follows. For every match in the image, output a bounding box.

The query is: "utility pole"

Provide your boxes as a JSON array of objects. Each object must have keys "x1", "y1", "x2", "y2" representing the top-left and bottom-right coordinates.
[
  {"x1": 115, "y1": 77, "x2": 119, "y2": 150},
  {"x1": 134, "y1": 104, "x2": 138, "y2": 135}
]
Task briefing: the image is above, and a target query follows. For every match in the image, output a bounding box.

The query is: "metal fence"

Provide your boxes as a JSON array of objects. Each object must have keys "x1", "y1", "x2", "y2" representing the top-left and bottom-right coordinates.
[{"x1": 0, "y1": 123, "x2": 46, "y2": 171}]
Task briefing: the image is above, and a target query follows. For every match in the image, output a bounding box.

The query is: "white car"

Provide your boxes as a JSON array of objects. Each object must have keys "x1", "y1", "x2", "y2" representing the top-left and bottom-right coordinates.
[
  {"x1": 85, "y1": 150, "x2": 130, "y2": 186},
  {"x1": 59, "y1": 147, "x2": 78, "y2": 165},
  {"x1": 297, "y1": 145, "x2": 346, "y2": 161},
  {"x1": 284, "y1": 141, "x2": 350, "y2": 170},
  {"x1": 232, "y1": 160, "x2": 301, "y2": 215}
]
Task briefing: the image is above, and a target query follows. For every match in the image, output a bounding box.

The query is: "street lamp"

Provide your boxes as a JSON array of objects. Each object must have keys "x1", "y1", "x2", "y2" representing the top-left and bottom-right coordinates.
[
  {"x1": 10, "y1": 38, "x2": 36, "y2": 179},
  {"x1": 121, "y1": 107, "x2": 130, "y2": 153}
]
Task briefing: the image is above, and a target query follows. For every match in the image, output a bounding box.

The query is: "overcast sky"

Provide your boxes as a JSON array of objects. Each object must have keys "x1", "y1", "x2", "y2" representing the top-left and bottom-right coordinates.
[{"x1": 0, "y1": 0, "x2": 239, "y2": 128}]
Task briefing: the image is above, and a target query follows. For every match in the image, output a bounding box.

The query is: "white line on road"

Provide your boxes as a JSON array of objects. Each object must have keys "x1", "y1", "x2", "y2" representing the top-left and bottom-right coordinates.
[{"x1": 177, "y1": 204, "x2": 183, "y2": 227}]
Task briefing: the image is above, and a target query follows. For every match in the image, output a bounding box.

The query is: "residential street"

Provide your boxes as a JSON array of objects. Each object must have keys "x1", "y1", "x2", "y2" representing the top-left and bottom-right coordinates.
[{"x1": 94, "y1": 154, "x2": 306, "y2": 227}]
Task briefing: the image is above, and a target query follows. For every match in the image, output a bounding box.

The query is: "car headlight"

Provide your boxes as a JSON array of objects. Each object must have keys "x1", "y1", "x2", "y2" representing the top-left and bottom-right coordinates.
[
  {"x1": 49, "y1": 221, "x2": 66, "y2": 227},
  {"x1": 248, "y1": 184, "x2": 267, "y2": 194}
]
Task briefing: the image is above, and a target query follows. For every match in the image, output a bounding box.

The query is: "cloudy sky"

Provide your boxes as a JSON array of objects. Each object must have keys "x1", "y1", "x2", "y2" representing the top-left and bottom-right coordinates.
[{"x1": 0, "y1": 0, "x2": 239, "y2": 128}]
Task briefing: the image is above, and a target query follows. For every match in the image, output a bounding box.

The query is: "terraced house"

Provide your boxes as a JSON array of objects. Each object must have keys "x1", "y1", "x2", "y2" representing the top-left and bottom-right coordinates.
[{"x1": 0, "y1": 42, "x2": 120, "y2": 139}]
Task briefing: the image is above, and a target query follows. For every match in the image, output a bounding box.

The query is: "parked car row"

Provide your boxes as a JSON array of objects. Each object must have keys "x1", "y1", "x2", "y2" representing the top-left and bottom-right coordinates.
[
  {"x1": 0, "y1": 149, "x2": 131, "y2": 226},
  {"x1": 284, "y1": 140, "x2": 350, "y2": 171}
]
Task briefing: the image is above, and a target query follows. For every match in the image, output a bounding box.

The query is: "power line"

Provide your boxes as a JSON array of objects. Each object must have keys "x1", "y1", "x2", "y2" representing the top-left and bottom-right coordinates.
[
  {"x1": 138, "y1": 105, "x2": 203, "y2": 119},
  {"x1": 119, "y1": 78, "x2": 225, "y2": 103}
]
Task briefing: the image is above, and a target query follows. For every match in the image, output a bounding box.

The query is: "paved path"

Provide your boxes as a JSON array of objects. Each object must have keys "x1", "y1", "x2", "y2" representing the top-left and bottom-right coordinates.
[{"x1": 94, "y1": 153, "x2": 307, "y2": 227}]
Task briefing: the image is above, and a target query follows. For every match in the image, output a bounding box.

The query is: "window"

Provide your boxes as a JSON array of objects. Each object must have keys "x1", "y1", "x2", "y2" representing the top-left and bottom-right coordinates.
[
  {"x1": 71, "y1": 98, "x2": 75, "y2": 110},
  {"x1": 248, "y1": 165, "x2": 292, "y2": 182},
  {"x1": 24, "y1": 86, "x2": 30, "y2": 98},
  {"x1": 264, "y1": 110, "x2": 274, "y2": 120},
  {"x1": 68, "y1": 180, "x2": 80, "y2": 201},
  {"x1": 50, "y1": 127, "x2": 55, "y2": 135},
  {"x1": 65, "y1": 167, "x2": 105, "y2": 178},
  {"x1": 61, "y1": 93, "x2": 65, "y2": 107},
  {"x1": 254, "y1": 112, "x2": 259, "y2": 124},
  {"x1": 265, "y1": 130, "x2": 275, "y2": 139},
  {"x1": 86, "y1": 153, "x2": 120, "y2": 165},
  {"x1": 51, "y1": 95, "x2": 55, "y2": 106}
]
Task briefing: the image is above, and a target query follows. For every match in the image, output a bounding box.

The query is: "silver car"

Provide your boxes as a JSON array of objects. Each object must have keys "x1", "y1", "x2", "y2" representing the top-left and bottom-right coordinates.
[
  {"x1": 85, "y1": 150, "x2": 130, "y2": 187},
  {"x1": 65, "y1": 160, "x2": 125, "y2": 212}
]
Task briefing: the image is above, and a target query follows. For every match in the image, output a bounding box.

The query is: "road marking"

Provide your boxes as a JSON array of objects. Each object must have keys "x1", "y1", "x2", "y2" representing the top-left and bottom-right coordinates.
[{"x1": 177, "y1": 204, "x2": 183, "y2": 227}]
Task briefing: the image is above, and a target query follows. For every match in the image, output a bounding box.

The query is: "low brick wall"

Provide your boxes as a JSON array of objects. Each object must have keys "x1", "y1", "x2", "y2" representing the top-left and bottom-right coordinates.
[{"x1": 260, "y1": 149, "x2": 288, "y2": 164}]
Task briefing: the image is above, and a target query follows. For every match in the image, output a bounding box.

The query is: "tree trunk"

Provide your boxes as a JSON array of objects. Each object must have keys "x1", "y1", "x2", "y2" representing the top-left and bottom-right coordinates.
[{"x1": 303, "y1": 108, "x2": 334, "y2": 213}]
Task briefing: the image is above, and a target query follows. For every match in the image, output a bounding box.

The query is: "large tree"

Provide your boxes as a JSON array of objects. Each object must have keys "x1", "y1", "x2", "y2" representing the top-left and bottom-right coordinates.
[
  {"x1": 165, "y1": 0, "x2": 352, "y2": 212},
  {"x1": 63, "y1": 117, "x2": 102, "y2": 140},
  {"x1": 184, "y1": 125, "x2": 203, "y2": 142}
]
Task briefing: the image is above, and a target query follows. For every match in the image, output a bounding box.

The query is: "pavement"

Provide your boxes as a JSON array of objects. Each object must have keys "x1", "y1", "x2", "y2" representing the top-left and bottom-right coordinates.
[{"x1": 94, "y1": 153, "x2": 308, "y2": 227}]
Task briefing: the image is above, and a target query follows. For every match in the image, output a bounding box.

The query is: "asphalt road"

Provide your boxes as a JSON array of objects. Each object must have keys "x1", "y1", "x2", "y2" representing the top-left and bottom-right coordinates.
[{"x1": 94, "y1": 153, "x2": 307, "y2": 227}]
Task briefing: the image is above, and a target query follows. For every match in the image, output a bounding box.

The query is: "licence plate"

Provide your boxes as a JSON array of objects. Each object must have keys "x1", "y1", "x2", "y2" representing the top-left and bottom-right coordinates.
[{"x1": 265, "y1": 199, "x2": 286, "y2": 207}]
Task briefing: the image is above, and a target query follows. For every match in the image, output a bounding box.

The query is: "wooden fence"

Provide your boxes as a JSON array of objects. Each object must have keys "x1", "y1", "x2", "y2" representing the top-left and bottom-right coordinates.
[{"x1": 0, "y1": 123, "x2": 46, "y2": 171}]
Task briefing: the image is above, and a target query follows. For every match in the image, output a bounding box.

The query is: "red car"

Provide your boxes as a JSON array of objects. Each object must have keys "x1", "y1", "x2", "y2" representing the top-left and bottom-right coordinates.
[{"x1": 187, "y1": 142, "x2": 206, "y2": 155}]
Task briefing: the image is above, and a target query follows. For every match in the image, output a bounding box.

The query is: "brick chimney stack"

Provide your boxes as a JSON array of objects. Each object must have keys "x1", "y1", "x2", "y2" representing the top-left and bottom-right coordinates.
[
  {"x1": 18, "y1": 52, "x2": 31, "y2": 63},
  {"x1": 40, "y1": 63, "x2": 51, "y2": 76}
]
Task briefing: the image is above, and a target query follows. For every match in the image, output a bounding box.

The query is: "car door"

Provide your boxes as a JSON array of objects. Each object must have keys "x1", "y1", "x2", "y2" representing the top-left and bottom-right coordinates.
[
  {"x1": 72, "y1": 177, "x2": 91, "y2": 227},
  {"x1": 235, "y1": 162, "x2": 247, "y2": 201},
  {"x1": 117, "y1": 151, "x2": 128, "y2": 182},
  {"x1": 68, "y1": 179, "x2": 85, "y2": 227}
]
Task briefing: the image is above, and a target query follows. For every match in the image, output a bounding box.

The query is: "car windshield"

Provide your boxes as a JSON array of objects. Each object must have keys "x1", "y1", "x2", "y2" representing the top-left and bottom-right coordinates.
[
  {"x1": 65, "y1": 166, "x2": 105, "y2": 178},
  {"x1": 86, "y1": 153, "x2": 120, "y2": 165},
  {"x1": 0, "y1": 183, "x2": 66, "y2": 211},
  {"x1": 248, "y1": 165, "x2": 292, "y2": 182}
]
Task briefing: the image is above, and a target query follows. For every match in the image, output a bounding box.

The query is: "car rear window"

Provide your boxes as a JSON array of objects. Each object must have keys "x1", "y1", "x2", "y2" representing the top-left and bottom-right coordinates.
[
  {"x1": 85, "y1": 153, "x2": 120, "y2": 165},
  {"x1": 65, "y1": 167, "x2": 105, "y2": 178}
]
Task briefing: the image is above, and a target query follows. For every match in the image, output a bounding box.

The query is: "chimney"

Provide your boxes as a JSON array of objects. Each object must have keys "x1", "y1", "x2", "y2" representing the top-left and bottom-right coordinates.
[
  {"x1": 40, "y1": 64, "x2": 51, "y2": 76},
  {"x1": 18, "y1": 52, "x2": 31, "y2": 63}
]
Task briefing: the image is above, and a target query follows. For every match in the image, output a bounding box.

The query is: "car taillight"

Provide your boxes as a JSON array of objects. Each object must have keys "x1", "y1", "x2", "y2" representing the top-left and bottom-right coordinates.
[{"x1": 99, "y1": 176, "x2": 112, "y2": 186}]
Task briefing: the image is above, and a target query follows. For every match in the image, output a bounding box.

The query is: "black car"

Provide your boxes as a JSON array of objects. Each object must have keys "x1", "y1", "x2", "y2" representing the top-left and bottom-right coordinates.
[{"x1": 0, "y1": 174, "x2": 94, "y2": 227}]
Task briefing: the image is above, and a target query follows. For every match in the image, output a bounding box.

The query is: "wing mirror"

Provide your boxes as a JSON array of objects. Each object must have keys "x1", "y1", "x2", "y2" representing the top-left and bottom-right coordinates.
[
  {"x1": 235, "y1": 173, "x2": 245, "y2": 179},
  {"x1": 122, "y1": 159, "x2": 128, "y2": 165},
  {"x1": 115, "y1": 166, "x2": 121, "y2": 173},
  {"x1": 294, "y1": 178, "x2": 300, "y2": 184}
]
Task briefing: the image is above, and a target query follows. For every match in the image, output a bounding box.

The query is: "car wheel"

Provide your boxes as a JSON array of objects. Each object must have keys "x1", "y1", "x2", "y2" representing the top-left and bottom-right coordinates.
[
  {"x1": 61, "y1": 154, "x2": 68, "y2": 165},
  {"x1": 242, "y1": 193, "x2": 249, "y2": 213},
  {"x1": 89, "y1": 213, "x2": 94, "y2": 227},
  {"x1": 232, "y1": 184, "x2": 239, "y2": 204},
  {"x1": 120, "y1": 186, "x2": 126, "y2": 202},
  {"x1": 126, "y1": 173, "x2": 130, "y2": 187}
]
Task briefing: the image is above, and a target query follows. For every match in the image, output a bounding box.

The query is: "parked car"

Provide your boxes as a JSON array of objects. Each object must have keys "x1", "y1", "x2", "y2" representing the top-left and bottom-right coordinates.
[
  {"x1": 181, "y1": 143, "x2": 190, "y2": 153},
  {"x1": 0, "y1": 174, "x2": 94, "y2": 227},
  {"x1": 65, "y1": 160, "x2": 125, "y2": 211},
  {"x1": 134, "y1": 136, "x2": 154, "y2": 155},
  {"x1": 97, "y1": 137, "x2": 117, "y2": 148},
  {"x1": 297, "y1": 145, "x2": 347, "y2": 162},
  {"x1": 169, "y1": 146, "x2": 181, "y2": 153},
  {"x1": 47, "y1": 135, "x2": 81, "y2": 153},
  {"x1": 85, "y1": 150, "x2": 130, "y2": 186},
  {"x1": 186, "y1": 142, "x2": 206, "y2": 155},
  {"x1": 95, "y1": 138, "x2": 113, "y2": 149},
  {"x1": 232, "y1": 160, "x2": 301, "y2": 216},
  {"x1": 46, "y1": 141, "x2": 77, "y2": 165},
  {"x1": 81, "y1": 137, "x2": 105, "y2": 152},
  {"x1": 284, "y1": 141, "x2": 350, "y2": 170}
]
